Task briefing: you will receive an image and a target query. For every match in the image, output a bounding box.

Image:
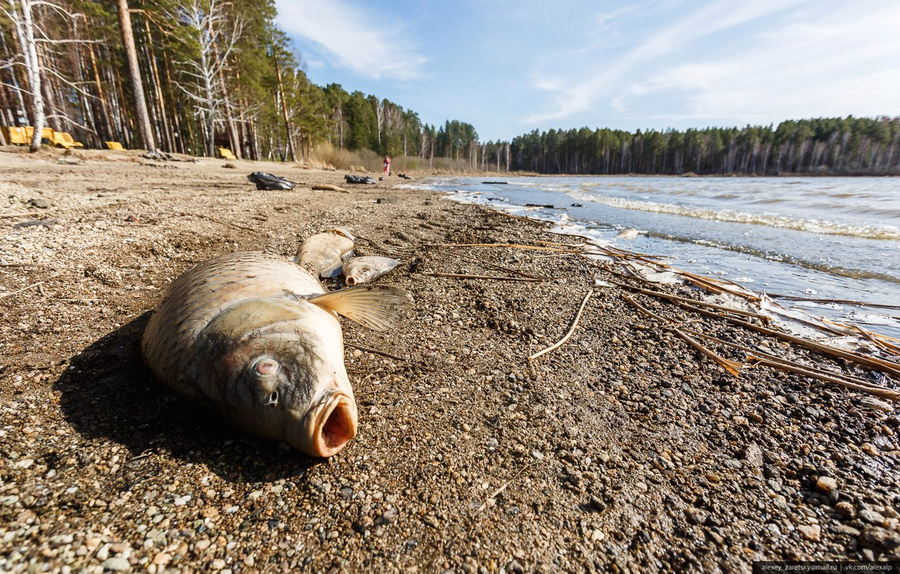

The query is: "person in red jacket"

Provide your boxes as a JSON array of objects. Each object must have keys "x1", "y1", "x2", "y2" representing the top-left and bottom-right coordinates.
[{"x1": 383, "y1": 156, "x2": 391, "y2": 176}]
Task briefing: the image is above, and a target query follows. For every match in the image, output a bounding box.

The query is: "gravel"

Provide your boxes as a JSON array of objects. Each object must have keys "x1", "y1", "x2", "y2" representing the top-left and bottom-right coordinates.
[{"x1": 0, "y1": 147, "x2": 899, "y2": 572}]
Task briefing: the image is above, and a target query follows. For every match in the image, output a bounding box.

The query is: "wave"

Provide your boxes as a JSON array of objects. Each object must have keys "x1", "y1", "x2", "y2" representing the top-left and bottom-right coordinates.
[{"x1": 566, "y1": 189, "x2": 900, "y2": 240}]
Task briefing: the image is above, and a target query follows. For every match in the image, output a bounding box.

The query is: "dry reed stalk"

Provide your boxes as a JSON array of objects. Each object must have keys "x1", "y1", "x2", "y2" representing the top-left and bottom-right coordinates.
[{"x1": 529, "y1": 289, "x2": 593, "y2": 361}]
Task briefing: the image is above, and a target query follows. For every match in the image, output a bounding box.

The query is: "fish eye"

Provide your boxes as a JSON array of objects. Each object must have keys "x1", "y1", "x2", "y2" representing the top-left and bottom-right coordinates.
[{"x1": 253, "y1": 358, "x2": 280, "y2": 377}]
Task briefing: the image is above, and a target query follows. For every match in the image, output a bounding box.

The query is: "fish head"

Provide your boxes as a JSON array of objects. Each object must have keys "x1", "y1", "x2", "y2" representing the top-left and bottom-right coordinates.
[{"x1": 199, "y1": 298, "x2": 357, "y2": 457}]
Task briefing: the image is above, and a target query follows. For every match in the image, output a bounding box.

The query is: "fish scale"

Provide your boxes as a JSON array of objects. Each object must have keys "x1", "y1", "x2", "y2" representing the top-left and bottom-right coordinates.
[{"x1": 143, "y1": 252, "x2": 324, "y2": 395}]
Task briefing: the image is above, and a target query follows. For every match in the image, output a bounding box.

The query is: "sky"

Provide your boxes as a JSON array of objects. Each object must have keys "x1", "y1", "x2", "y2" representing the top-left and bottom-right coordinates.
[{"x1": 274, "y1": 0, "x2": 900, "y2": 142}]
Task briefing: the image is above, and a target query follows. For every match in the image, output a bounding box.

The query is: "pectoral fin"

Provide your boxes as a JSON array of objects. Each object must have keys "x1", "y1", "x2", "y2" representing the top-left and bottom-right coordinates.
[{"x1": 307, "y1": 286, "x2": 412, "y2": 331}]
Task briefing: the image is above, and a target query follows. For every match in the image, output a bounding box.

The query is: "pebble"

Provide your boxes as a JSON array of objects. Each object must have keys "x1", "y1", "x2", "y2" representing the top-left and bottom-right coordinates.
[
  {"x1": 815, "y1": 476, "x2": 838, "y2": 492},
  {"x1": 860, "y1": 526, "x2": 900, "y2": 551},
  {"x1": 101, "y1": 557, "x2": 131, "y2": 571},
  {"x1": 861, "y1": 443, "x2": 880, "y2": 456},
  {"x1": 685, "y1": 507, "x2": 706, "y2": 525},
  {"x1": 835, "y1": 501, "x2": 856, "y2": 519},
  {"x1": 797, "y1": 524, "x2": 821, "y2": 542},
  {"x1": 859, "y1": 509, "x2": 886, "y2": 526}
]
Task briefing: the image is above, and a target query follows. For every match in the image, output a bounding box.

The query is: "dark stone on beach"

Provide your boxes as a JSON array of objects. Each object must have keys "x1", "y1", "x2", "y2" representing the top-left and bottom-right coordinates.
[
  {"x1": 345, "y1": 174, "x2": 376, "y2": 185},
  {"x1": 376, "y1": 197, "x2": 398, "y2": 204},
  {"x1": 859, "y1": 527, "x2": 900, "y2": 551}
]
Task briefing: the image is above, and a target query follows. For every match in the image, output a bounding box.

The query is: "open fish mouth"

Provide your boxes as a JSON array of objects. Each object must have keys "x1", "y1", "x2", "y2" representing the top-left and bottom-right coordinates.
[{"x1": 304, "y1": 390, "x2": 358, "y2": 457}]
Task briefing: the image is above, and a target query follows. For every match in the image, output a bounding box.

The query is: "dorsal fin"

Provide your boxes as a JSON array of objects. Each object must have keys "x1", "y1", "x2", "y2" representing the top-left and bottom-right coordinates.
[{"x1": 307, "y1": 286, "x2": 412, "y2": 331}]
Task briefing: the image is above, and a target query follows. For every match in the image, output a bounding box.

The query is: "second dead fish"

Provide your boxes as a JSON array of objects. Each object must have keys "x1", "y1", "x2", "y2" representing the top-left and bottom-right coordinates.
[
  {"x1": 296, "y1": 228, "x2": 355, "y2": 278},
  {"x1": 342, "y1": 256, "x2": 401, "y2": 286}
]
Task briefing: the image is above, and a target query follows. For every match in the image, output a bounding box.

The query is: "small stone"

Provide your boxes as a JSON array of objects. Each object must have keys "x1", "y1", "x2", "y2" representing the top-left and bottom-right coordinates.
[
  {"x1": 835, "y1": 501, "x2": 856, "y2": 519},
  {"x1": 101, "y1": 557, "x2": 131, "y2": 571},
  {"x1": 859, "y1": 508, "x2": 886, "y2": 526},
  {"x1": 505, "y1": 559, "x2": 525, "y2": 574},
  {"x1": 423, "y1": 515, "x2": 439, "y2": 528},
  {"x1": 733, "y1": 416, "x2": 749, "y2": 426},
  {"x1": 741, "y1": 443, "x2": 764, "y2": 469},
  {"x1": 815, "y1": 476, "x2": 838, "y2": 492},
  {"x1": 797, "y1": 524, "x2": 821, "y2": 542},
  {"x1": 152, "y1": 552, "x2": 171, "y2": 566},
  {"x1": 29, "y1": 198, "x2": 49, "y2": 209},
  {"x1": 685, "y1": 507, "x2": 707, "y2": 525},
  {"x1": 705, "y1": 472, "x2": 722, "y2": 483},
  {"x1": 861, "y1": 443, "x2": 880, "y2": 456}
]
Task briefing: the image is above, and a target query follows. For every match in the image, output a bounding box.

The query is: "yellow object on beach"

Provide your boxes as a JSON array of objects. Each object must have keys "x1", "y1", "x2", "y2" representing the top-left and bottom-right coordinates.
[
  {"x1": 52, "y1": 131, "x2": 84, "y2": 149},
  {"x1": 1, "y1": 126, "x2": 28, "y2": 145},
  {"x1": 218, "y1": 147, "x2": 237, "y2": 160},
  {"x1": 105, "y1": 141, "x2": 125, "y2": 150},
  {"x1": 4, "y1": 126, "x2": 84, "y2": 148}
]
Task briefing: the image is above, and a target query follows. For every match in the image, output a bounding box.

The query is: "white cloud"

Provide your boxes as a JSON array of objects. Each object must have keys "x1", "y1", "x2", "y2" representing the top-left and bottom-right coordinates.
[
  {"x1": 620, "y1": 3, "x2": 900, "y2": 124},
  {"x1": 523, "y1": 0, "x2": 817, "y2": 124},
  {"x1": 274, "y1": 0, "x2": 427, "y2": 81}
]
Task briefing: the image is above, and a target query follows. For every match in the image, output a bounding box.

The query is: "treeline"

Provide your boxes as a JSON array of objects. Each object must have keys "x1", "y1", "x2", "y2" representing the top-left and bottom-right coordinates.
[
  {"x1": 509, "y1": 117, "x2": 900, "y2": 176},
  {"x1": 2, "y1": 2, "x2": 898, "y2": 176},
  {"x1": 0, "y1": 0, "x2": 481, "y2": 163}
]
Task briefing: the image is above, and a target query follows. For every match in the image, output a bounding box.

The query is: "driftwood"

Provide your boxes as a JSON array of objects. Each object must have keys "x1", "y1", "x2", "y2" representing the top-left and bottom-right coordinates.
[
  {"x1": 433, "y1": 242, "x2": 582, "y2": 254},
  {"x1": 312, "y1": 184, "x2": 350, "y2": 193},
  {"x1": 424, "y1": 272, "x2": 542, "y2": 282},
  {"x1": 529, "y1": 289, "x2": 593, "y2": 361},
  {"x1": 0, "y1": 281, "x2": 44, "y2": 301},
  {"x1": 623, "y1": 294, "x2": 743, "y2": 376},
  {"x1": 609, "y1": 277, "x2": 769, "y2": 324},
  {"x1": 457, "y1": 254, "x2": 546, "y2": 280}
]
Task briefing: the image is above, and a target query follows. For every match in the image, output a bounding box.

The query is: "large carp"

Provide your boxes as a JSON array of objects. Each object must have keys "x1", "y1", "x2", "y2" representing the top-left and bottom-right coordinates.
[{"x1": 141, "y1": 251, "x2": 410, "y2": 457}]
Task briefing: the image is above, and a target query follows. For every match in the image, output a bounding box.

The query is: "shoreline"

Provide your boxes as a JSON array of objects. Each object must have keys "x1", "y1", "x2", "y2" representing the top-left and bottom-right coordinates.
[{"x1": 0, "y1": 149, "x2": 898, "y2": 572}]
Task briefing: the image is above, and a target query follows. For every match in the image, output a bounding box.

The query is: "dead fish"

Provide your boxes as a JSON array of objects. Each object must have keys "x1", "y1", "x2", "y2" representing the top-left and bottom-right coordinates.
[
  {"x1": 295, "y1": 228, "x2": 355, "y2": 278},
  {"x1": 342, "y1": 256, "x2": 401, "y2": 286},
  {"x1": 141, "y1": 251, "x2": 410, "y2": 457}
]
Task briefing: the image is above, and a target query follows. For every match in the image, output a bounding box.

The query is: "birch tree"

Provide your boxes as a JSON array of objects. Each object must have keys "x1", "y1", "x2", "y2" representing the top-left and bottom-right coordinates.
[
  {"x1": 171, "y1": 0, "x2": 242, "y2": 157},
  {"x1": 5, "y1": 0, "x2": 45, "y2": 150}
]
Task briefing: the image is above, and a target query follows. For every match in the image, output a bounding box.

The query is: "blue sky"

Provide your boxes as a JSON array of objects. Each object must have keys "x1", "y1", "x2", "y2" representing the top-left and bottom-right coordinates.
[{"x1": 274, "y1": 0, "x2": 900, "y2": 142}]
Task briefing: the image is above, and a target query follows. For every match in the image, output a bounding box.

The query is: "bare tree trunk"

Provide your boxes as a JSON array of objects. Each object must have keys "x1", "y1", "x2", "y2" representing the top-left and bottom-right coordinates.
[
  {"x1": 271, "y1": 42, "x2": 295, "y2": 162},
  {"x1": 9, "y1": 0, "x2": 44, "y2": 151},
  {"x1": 116, "y1": 0, "x2": 155, "y2": 151},
  {"x1": 141, "y1": 13, "x2": 173, "y2": 152},
  {"x1": 87, "y1": 44, "x2": 111, "y2": 142}
]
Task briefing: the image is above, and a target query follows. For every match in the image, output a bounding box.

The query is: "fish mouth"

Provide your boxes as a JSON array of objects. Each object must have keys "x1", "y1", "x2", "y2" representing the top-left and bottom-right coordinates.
[{"x1": 300, "y1": 391, "x2": 358, "y2": 458}]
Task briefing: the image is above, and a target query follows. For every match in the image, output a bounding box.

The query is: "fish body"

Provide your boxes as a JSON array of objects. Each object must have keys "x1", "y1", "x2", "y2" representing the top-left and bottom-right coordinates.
[
  {"x1": 295, "y1": 228, "x2": 355, "y2": 278},
  {"x1": 342, "y1": 256, "x2": 401, "y2": 286},
  {"x1": 141, "y1": 251, "x2": 409, "y2": 457}
]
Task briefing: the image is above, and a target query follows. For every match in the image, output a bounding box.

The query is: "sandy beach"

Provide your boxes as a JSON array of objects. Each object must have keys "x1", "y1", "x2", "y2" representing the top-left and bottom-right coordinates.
[{"x1": 0, "y1": 147, "x2": 898, "y2": 573}]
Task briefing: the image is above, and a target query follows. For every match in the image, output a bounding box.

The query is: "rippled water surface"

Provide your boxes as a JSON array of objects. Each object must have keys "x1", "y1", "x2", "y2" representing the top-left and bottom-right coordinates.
[{"x1": 408, "y1": 176, "x2": 900, "y2": 337}]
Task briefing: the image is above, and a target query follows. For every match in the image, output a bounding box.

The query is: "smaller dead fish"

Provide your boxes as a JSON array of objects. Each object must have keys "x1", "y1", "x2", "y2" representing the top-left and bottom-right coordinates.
[
  {"x1": 343, "y1": 256, "x2": 401, "y2": 286},
  {"x1": 296, "y1": 228, "x2": 355, "y2": 278}
]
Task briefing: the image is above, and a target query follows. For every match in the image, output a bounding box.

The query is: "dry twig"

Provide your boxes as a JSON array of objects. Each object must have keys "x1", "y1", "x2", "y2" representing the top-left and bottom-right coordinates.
[
  {"x1": 623, "y1": 294, "x2": 743, "y2": 376},
  {"x1": 433, "y1": 242, "x2": 582, "y2": 254},
  {"x1": 0, "y1": 281, "x2": 44, "y2": 301},
  {"x1": 425, "y1": 272, "x2": 543, "y2": 282},
  {"x1": 529, "y1": 289, "x2": 593, "y2": 360}
]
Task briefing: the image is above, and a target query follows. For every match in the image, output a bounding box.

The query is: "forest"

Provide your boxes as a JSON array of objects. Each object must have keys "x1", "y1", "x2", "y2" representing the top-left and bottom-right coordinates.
[{"x1": 2, "y1": 0, "x2": 899, "y2": 176}]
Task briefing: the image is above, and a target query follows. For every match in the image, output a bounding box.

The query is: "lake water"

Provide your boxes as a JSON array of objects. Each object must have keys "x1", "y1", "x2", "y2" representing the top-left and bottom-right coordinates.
[{"x1": 407, "y1": 176, "x2": 900, "y2": 338}]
